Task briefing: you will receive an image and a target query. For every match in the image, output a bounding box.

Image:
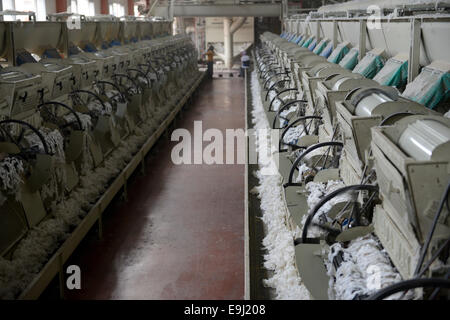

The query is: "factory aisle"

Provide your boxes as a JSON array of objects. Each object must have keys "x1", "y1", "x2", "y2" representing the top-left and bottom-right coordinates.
[{"x1": 65, "y1": 77, "x2": 245, "y2": 300}]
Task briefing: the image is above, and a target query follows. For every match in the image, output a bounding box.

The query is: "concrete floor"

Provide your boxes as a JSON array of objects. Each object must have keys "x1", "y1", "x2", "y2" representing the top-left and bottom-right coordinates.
[{"x1": 65, "y1": 77, "x2": 245, "y2": 300}]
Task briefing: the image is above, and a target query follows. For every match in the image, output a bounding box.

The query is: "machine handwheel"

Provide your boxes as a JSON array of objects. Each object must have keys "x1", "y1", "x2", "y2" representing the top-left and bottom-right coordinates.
[
  {"x1": 279, "y1": 115, "x2": 322, "y2": 151},
  {"x1": 37, "y1": 101, "x2": 84, "y2": 131},
  {"x1": 300, "y1": 184, "x2": 379, "y2": 243},
  {"x1": 0, "y1": 119, "x2": 50, "y2": 156},
  {"x1": 285, "y1": 141, "x2": 343, "y2": 187},
  {"x1": 70, "y1": 89, "x2": 109, "y2": 114},
  {"x1": 94, "y1": 80, "x2": 127, "y2": 104},
  {"x1": 111, "y1": 73, "x2": 142, "y2": 98}
]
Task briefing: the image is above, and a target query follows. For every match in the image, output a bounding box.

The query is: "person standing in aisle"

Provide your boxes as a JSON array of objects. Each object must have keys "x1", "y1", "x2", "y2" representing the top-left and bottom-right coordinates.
[
  {"x1": 239, "y1": 51, "x2": 250, "y2": 77},
  {"x1": 204, "y1": 45, "x2": 215, "y2": 79}
]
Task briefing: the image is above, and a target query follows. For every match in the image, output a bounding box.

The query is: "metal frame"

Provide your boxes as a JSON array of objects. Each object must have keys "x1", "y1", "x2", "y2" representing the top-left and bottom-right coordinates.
[
  {"x1": 282, "y1": 15, "x2": 450, "y2": 84},
  {"x1": 19, "y1": 72, "x2": 205, "y2": 300}
]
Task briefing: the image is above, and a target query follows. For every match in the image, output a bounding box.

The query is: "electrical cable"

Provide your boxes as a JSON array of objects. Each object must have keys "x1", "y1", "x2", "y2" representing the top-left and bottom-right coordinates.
[
  {"x1": 414, "y1": 182, "x2": 450, "y2": 276},
  {"x1": 301, "y1": 184, "x2": 378, "y2": 242},
  {"x1": 366, "y1": 278, "x2": 450, "y2": 300}
]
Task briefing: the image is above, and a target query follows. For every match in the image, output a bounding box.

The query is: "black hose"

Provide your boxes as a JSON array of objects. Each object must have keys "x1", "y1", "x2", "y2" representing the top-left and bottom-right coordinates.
[
  {"x1": 261, "y1": 66, "x2": 283, "y2": 80},
  {"x1": 366, "y1": 278, "x2": 450, "y2": 300},
  {"x1": 417, "y1": 238, "x2": 450, "y2": 278},
  {"x1": 259, "y1": 62, "x2": 278, "y2": 77},
  {"x1": 428, "y1": 270, "x2": 450, "y2": 300},
  {"x1": 37, "y1": 101, "x2": 84, "y2": 131},
  {"x1": 127, "y1": 68, "x2": 151, "y2": 88},
  {"x1": 279, "y1": 116, "x2": 322, "y2": 152},
  {"x1": 301, "y1": 184, "x2": 378, "y2": 242},
  {"x1": 257, "y1": 58, "x2": 275, "y2": 70},
  {"x1": 95, "y1": 80, "x2": 127, "y2": 103},
  {"x1": 272, "y1": 100, "x2": 307, "y2": 129},
  {"x1": 264, "y1": 79, "x2": 291, "y2": 101},
  {"x1": 286, "y1": 141, "x2": 343, "y2": 187},
  {"x1": 263, "y1": 73, "x2": 290, "y2": 92},
  {"x1": 71, "y1": 89, "x2": 107, "y2": 112},
  {"x1": 268, "y1": 88, "x2": 298, "y2": 112},
  {"x1": 0, "y1": 119, "x2": 50, "y2": 155},
  {"x1": 138, "y1": 63, "x2": 159, "y2": 79},
  {"x1": 414, "y1": 182, "x2": 450, "y2": 276},
  {"x1": 111, "y1": 73, "x2": 141, "y2": 95}
]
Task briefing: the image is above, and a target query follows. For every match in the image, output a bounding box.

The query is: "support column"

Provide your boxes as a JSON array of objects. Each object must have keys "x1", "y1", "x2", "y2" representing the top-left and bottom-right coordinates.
[
  {"x1": 224, "y1": 18, "x2": 232, "y2": 70},
  {"x1": 101, "y1": 0, "x2": 109, "y2": 14},
  {"x1": 408, "y1": 18, "x2": 421, "y2": 83},
  {"x1": 56, "y1": 0, "x2": 67, "y2": 13},
  {"x1": 195, "y1": 17, "x2": 205, "y2": 60},
  {"x1": 332, "y1": 20, "x2": 338, "y2": 49},
  {"x1": 128, "y1": 0, "x2": 134, "y2": 16},
  {"x1": 358, "y1": 19, "x2": 367, "y2": 61},
  {"x1": 175, "y1": 17, "x2": 185, "y2": 34},
  {"x1": 316, "y1": 20, "x2": 320, "y2": 40},
  {"x1": 224, "y1": 17, "x2": 247, "y2": 70}
]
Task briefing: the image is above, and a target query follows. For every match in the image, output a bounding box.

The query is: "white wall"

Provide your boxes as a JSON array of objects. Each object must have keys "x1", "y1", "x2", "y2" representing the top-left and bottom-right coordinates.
[
  {"x1": 2, "y1": 0, "x2": 128, "y2": 18},
  {"x1": 293, "y1": 17, "x2": 450, "y2": 65},
  {"x1": 109, "y1": 0, "x2": 128, "y2": 16},
  {"x1": 93, "y1": 0, "x2": 100, "y2": 14},
  {"x1": 45, "y1": 0, "x2": 56, "y2": 14},
  {"x1": 205, "y1": 17, "x2": 254, "y2": 43},
  {"x1": 1, "y1": 0, "x2": 48, "y2": 20}
]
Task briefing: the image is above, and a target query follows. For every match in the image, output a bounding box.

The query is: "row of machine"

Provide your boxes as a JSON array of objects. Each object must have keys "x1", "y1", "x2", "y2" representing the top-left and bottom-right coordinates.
[
  {"x1": 253, "y1": 28, "x2": 449, "y2": 299},
  {"x1": 0, "y1": 16, "x2": 202, "y2": 299}
]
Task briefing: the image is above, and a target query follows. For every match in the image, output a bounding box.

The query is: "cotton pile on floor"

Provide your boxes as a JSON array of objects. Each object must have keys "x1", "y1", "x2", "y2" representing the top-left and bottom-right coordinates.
[{"x1": 250, "y1": 69, "x2": 311, "y2": 300}]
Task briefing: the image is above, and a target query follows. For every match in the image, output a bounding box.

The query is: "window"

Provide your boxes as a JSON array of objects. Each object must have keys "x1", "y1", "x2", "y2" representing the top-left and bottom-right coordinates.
[
  {"x1": 109, "y1": 0, "x2": 127, "y2": 17},
  {"x1": 69, "y1": 0, "x2": 96, "y2": 16},
  {"x1": 1, "y1": 0, "x2": 47, "y2": 21}
]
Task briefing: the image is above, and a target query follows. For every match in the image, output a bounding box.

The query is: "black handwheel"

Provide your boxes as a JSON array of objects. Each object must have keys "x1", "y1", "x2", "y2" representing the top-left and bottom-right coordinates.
[
  {"x1": 300, "y1": 184, "x2": 379, "y2": 243},
  {"x1": 272, "y1": 100, "x2": 308, "y2": 129},
  {"x1": 37, "y1": 101, "x2": 84, "y2": 131},
  {"x1": 71, "y1": 89, "x2": 109, "y2": 113},
  {"x1": 111, "y1": 73, "x2": 142, "y2": 97},
  {"x1": 285, "y1": 141, "x2": 343, "y2": 187},
  {"x1": 0, "y1": 119, "x2": 50, "y2": 155},
  {"x1": 366, "y1": 278, "x2": 450, "y2": 300},
  {"x1": 279, "y1": 115, "x2": 322, "y2": 151},
  {"x1": 127, "y1": 68, "x2": 151, "y2": 89},
  {"x1": 94, "y1": 80, "x2": 127, "y2": 104},
  {"x1": 268, "y1": 88, "x2": 298, "y2": 112}
]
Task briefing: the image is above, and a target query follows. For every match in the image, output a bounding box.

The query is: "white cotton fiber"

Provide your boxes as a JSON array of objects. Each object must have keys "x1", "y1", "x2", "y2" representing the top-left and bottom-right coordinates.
[
  {"x1": 301, "y1": 180, "x2": 351, "y2": 238},
  {"x1": 327, "y1": 235, "x2": 408, "y2": 300},
  {"x1": 250, "y1": 69, "x2": 311, "y2": 300},
  {"x1": 0, "y1": 77, "x2": 181, "y2": 298},
  {"x1": 0, "y1": 157, "x2": 24, "y2": 200},
  {"x1": 283, "y1": 125, "x2": 304, "y2": 145},
  {"x1": 294, "y1": 163, "x2": 309, "y2": 183},
  {"x1": 64, "y1": 112, "x2": 92, "y2": 130}
]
